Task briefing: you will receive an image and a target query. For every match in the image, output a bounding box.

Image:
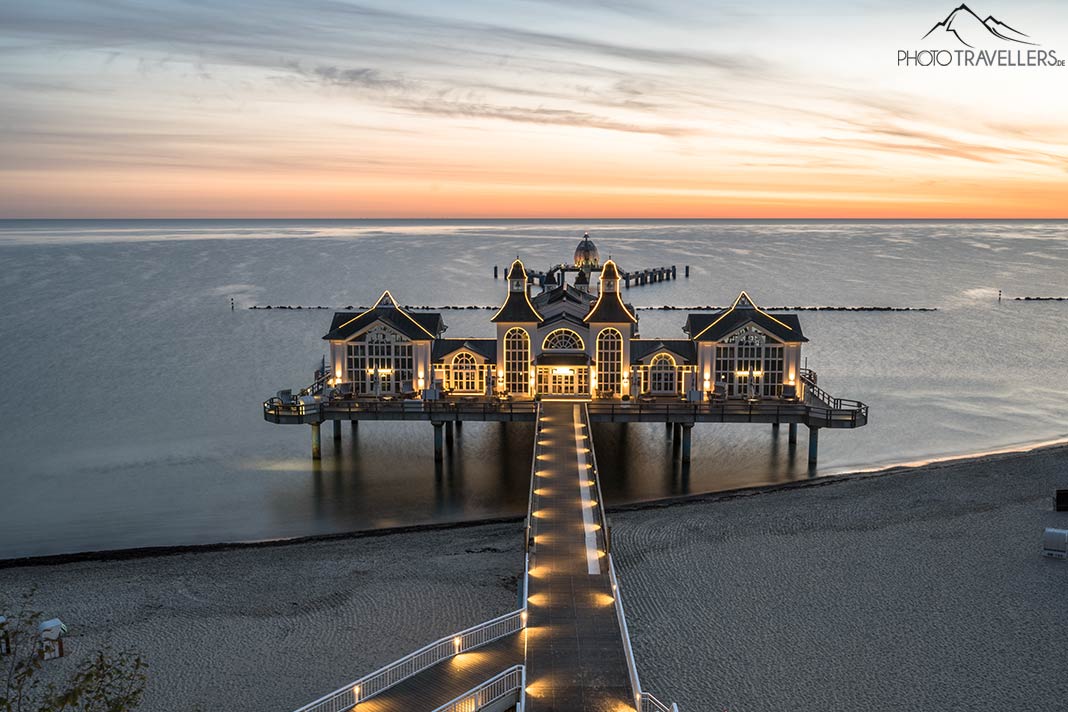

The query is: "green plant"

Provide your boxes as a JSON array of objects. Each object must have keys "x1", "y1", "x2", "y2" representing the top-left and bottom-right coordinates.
[{"x1": 2, "y1": 591, "x2": 147, "y2": 712}]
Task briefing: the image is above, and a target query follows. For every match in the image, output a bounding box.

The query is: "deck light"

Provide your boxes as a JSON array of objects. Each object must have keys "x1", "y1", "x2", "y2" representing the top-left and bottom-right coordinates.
[
  {"x1": 453, "y1": 636, "x2": 461, "y2": 652},
  {"x1": 353, "y1": 684, "x2": 360, "y2": 701}
]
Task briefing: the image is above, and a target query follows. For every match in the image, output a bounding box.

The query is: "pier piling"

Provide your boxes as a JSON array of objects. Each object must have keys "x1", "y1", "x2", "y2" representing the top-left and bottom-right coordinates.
[
  {"x1": 681, "y1": 424, "x2": 693, "y2": 463},
  {"x1": 772, "y1": 423, "x2": 780, "y2": 435},
  {"x1": 685, "y1": 265, "x2": 690, "y2": 278},
  {"x1": 333, "y1": 420, "x2": 342, "y2": 442},
  {"x1": 445, "y1": 421, "x2": 454, "y2": 448},
  {"x1": 311, "y1": 423, "x2": 321, "y2": 460},
  {"x1": 808, "y1": 426, "x2": 819, "y2": 468},
  {"x1": 494, "y1": 265, "x2": 499, "y2": 279},
  {"x1": 788, "y1": 423, "x2": 797, "y2": 444},
  {"x1": 351, "y1": 420, "x2": 358, "y2": 433},
  {"x1": 433, "y1": 422, "x2": 444, "y2": 462}
]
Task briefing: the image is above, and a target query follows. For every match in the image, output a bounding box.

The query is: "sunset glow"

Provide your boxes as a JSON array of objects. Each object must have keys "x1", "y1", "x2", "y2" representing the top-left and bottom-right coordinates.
[{"x1": 2, "y1": 0, "x2": 1066, "y2": 218}]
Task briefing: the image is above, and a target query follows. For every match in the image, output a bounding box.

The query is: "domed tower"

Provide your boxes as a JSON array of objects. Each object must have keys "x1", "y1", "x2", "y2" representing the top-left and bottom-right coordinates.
[{"x1": 573, "y1": 232, "x2": 600, "y2": 270}]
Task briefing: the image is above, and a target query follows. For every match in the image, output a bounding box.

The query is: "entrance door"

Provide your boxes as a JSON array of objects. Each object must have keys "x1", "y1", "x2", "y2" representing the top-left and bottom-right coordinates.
[{"x1": 550, "y1": 369, "x2": 577, "y2": 394}]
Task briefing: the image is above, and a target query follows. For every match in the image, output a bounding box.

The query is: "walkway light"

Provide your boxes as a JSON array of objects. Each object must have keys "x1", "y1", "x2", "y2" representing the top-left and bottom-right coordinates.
[{"x1": 453, "y1": 636, "x2": 462, "y2": 652}]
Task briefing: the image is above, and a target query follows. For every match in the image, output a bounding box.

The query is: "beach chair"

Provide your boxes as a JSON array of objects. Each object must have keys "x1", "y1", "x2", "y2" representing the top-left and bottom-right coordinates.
[{"x1": 1041, "y1": 528, "x2": 1068, "y2": 559}]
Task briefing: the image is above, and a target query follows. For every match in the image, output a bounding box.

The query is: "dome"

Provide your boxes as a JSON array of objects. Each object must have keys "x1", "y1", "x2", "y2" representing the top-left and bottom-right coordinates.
[{"x1": 573, "y1": 232, "x2": 600, "y2": 269}]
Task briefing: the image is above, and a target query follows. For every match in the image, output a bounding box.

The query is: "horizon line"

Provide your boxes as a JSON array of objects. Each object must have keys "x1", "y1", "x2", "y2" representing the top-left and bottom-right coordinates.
[{"x1": 2, "y1": 216, "x2": 1067, "y2": 222}]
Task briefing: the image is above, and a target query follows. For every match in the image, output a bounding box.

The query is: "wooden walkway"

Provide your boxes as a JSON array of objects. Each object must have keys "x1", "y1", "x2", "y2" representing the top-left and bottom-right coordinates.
[
  {"x1": 351, "y1": 633, "x2": 524, "y2": 711},
  {"x1": 524, "y1": 401, "x2": 634, "y2": 712}
]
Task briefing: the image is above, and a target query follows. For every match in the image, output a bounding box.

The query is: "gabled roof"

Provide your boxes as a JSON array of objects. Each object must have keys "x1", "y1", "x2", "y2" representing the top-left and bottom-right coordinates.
[
  {"x1": 532, "y1": 282, "x2": 592, "y2": 308},
  {"x1": 585, "y1": 260, "x2": 637, "y2": 323},
  {"x1": 539, "y1": 311, "x2": 590, "y2": 330},
  {"x1": 630, "y1": 339, "x2": 697, "y2": 363},
  {"x1": 323, "y1": 290, "x2": 443, "y2": 341},
  {"x1": 491, "y1": 259, "x2": 543, "y2": 323},
  {"x1": 432, "y1": 339, "x2": 497, "y2": 361},
  {"x1": 685, "y1": 291, "x2": 807, "y2": 343}
]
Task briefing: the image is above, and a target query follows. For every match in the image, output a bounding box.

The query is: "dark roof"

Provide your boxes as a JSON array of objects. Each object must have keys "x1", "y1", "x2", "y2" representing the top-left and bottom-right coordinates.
[
  {"x1": 536, "y1": 352, "x2": 593, "y2": 366},
  {"x1": 323, "y1": 292, "x2": 443, "y2": 341},
  {"x1": 506, "y1": 259, "x2": 526, "y2": 280},
  {"x1": 574, "y1": 270, "x2": 589, "y2": 285},
  {"x1": 532, "y1": 282, "x2": 592, "y2": 308},
  {"x1": 685, "y1": 291, "x2": 807, "y2": 343},
  {"x1": 630, "y1": 339, "x2": 696, "y2": 363},
  {"x1": 492, "y1": 261, "x2": 543, "y2": 323},
  {"x1": 599, "y1": 259, "x2": 621, "y2": 280},
  {"x1": 539, "y1": 311, "x2": 589, "y2": 330},
  {"x1": 432, "y1": 339, "x2": 496, "y2": 361}
]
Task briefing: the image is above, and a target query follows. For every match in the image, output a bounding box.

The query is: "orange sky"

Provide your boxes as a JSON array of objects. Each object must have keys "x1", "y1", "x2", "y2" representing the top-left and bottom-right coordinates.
[{"x1": 1, "y1": 1, "x2": 1066, "y2": 218}]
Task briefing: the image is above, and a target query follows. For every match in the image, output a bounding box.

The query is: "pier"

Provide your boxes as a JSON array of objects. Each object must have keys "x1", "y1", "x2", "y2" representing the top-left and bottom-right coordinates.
[{"x1": 264, "y1": 233, "x2": 869, "y2": 711}]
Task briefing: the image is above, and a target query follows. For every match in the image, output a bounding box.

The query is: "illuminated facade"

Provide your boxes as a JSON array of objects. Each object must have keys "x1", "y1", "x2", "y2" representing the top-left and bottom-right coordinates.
[{"x1": 323, "y1": 235, "x2": 807, "y2": 399}]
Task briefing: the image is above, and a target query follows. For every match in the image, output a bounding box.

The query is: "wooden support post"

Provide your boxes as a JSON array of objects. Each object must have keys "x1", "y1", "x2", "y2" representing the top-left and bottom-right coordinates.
[
  {"x1": 433, "y1": 422, "x2": 444, "y2": 462},
  {"x1": 351, "y1": 420, "x2": 358, "y2": 433},
  {"x1": 666, "y1": 422, "x2": 673, "y2": 438},
  {"x1": 681, "y1": 424, "x2": 693, "y2": 463},
  {"x1": 673, "y1": 422, "x2": 682, "y2": 441},
  {"x1": 772, "y1": 423, "x2": 780, "y2": 436},
  {"x1": 455, "y1": 420, "x2": 462, "y2": 431},
  {"x1": 494, "y1": 264, "x2": 499, "y2": 279},
  {"x1": 808, "y1": 426, "x2": 819, "y2": 467},
  {"x1": 685, "y1": 265, "x2": 690, "y2": 278},
  {"x1": 445, "y1": 420, "x2": 454, "y2": 448},
  {"x1": 671, "y1": 265, "x2": 677, "y2": 279},
  {"x1": 788, "y1": 423, "x2": 797, "y2": 444},
  {"x1": 311, "y1": 423, "x2": 321, "y2": 460},
  {"x1": 332, "y1": 419, "x2": 342, "y2": 442}
]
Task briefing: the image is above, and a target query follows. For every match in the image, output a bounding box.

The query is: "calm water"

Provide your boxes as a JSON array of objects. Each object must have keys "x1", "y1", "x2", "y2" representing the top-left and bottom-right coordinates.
[{"x1": 1, "y1": 220, "x2": 1066, "y2": 558}]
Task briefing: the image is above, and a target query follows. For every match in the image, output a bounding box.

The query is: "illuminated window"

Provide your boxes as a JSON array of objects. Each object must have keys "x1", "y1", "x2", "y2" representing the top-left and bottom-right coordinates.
[
  {"x1": 715, "y1": 326, "x2": 783, "y2": 397},
  {"x1": 595, "y1": 328, "x2": 622, "y2": 395},
  {"x1": 346, "y1": 325, "x2": 413, "y2": 394},
  {"x1": 650, "y1": 354, "x2": 677, "y2": 394},
  {"x1": 542, "y1": 329, "x2": 584, "y2": 351},
  {"x1": 450, "y1": 352, "x2": 479, "y2": 392},
  {"x1": 504, "y1": 328, "x2": 530, "y2": 395}
]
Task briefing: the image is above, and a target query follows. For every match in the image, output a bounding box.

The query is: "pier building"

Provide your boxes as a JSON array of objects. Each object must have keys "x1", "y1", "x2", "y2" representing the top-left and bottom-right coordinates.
[{"x1": 265, "y1": 232, "x2": 867, "y2": 466}]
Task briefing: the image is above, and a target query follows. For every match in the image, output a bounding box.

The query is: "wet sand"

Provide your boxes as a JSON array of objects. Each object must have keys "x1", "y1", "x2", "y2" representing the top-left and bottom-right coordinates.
[{"x1": 2, "y1": 446, "x2": 1067, "y2": 711}]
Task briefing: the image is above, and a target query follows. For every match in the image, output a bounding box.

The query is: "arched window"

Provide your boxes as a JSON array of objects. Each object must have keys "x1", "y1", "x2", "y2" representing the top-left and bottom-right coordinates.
[
  {"x1": 504, "y1": 328, "x2": 530, "y2": 395},
  {"x1": 596, "y1": 328, "x2": 622, "y2": 395},
  {"x1": 650, "y1": 354, "x2": 677, "y2": 394},
  {"x1": 451, "y1": 352, "x2": 478, "y2": 392},
  {"x1": 542, "y1": 329, "x2": 584, "y2": 351}
]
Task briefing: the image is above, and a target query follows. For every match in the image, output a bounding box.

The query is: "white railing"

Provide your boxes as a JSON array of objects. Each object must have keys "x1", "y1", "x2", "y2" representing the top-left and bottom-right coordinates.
[
  {"x1": 293, "y1": 609, "x2": 525, "y2": 712},
  {"x1": 640, "y1": 692, "x2": 679, "y2": 712},
  {"x1": 430, "y1": 665, "x2": 527, "y2": 712}
]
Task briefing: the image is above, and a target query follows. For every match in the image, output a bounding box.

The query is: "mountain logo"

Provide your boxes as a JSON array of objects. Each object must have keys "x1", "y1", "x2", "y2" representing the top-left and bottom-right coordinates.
[{"x1": 922, "y1": 4, "x2": 1037, "y2": 48}]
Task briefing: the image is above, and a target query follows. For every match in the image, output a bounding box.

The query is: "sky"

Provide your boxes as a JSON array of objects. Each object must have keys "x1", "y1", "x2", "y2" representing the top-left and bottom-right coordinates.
[{"x1": 0, "y1": 0, "x2": 1066, "y2": 218}]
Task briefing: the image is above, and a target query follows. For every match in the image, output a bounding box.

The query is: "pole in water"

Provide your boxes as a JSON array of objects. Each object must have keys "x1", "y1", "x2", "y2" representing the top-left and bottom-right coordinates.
[
  {"x1": 494, "y1": 265, "x2": 499, "y2": 279},
  {"x1": 685, "y1": 265, "x2": 690, "y2": 278},
  {"x1": 998, "y1": 289, "x2": 1002, "y2": 303},
  {"x1": 230, "y1": 297, "x2": 235, "y2": 311}
]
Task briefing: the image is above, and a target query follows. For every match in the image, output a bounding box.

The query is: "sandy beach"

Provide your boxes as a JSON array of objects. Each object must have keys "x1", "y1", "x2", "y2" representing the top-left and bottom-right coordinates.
[{"x1": 3, "y1": 446, "x2": 1067, "y2": 711}]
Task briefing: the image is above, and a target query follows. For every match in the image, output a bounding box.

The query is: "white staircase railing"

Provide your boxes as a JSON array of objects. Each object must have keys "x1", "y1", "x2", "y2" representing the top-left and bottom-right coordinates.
[
  {"x1": 292, "y1": 609, "x2": 525, "y2": 712},
  {"x1": 430, "y1": 665, "x2": 526, "y2": 712}
]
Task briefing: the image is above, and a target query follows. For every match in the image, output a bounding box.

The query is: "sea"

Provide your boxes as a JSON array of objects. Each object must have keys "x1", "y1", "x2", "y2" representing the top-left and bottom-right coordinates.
[{"x1": 1, "y1": 219, "x2": 1065, "y2": 559}]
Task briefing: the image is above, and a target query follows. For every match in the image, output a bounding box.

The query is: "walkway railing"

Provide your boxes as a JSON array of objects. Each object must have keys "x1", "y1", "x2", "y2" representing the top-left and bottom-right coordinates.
[
  {"x1": 264, "y1": 398, "x2": 539, "y2": 421},
  {"x1": 292, "y1": 609, "x2": 525, "y2": 712},
  {"x1": 581, "y1": 405, "x2": 613, "y2": 554},
  {"x1": 800, "y1": 370, "x2": 867, "y2": 416},
  {"x1": 429, "y1": 665, "x2": 526, "y2": 712},
  {"x1": 587, "y1": 398, "x2": 867, "y2": 427},
  {"x1": 586, "y1": 402, "x2": 680, "y2": 712}
]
